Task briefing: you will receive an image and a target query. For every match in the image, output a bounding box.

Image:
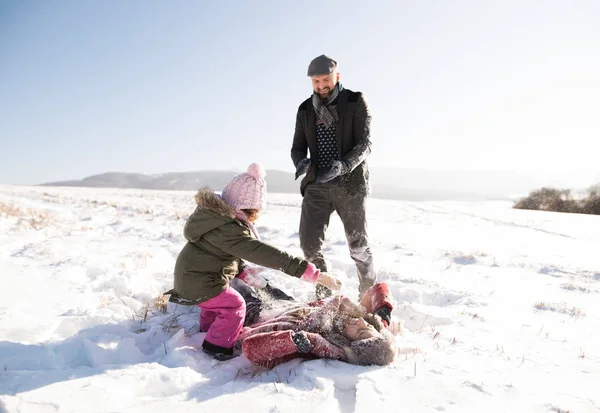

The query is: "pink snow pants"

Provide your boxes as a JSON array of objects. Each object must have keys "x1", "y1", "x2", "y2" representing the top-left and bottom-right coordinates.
[{"x1": 198, "y1": 287, "x2": 246, "y2": 349}]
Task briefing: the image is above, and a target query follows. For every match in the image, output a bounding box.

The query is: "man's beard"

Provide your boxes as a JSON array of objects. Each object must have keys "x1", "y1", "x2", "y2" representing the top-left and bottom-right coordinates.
[{"x1": 316, "y1": 86, "x2": 333, "y2": 99}]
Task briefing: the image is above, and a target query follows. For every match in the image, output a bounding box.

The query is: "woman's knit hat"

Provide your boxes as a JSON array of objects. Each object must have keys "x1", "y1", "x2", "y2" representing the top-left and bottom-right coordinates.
[{"x1": 221, "y1": 163, "x2": 267, "y2": 212}]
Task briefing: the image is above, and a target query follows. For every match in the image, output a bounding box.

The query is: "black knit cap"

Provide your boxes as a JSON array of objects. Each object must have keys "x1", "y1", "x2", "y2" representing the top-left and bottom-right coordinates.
[{"x1": 307, "y1": 54, "x2": 338, "y2": 76}]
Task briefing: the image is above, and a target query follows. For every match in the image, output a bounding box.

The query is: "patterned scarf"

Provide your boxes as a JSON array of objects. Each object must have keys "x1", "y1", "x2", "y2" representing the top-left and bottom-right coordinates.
[{"x1": 312, "y1": 83, "x2": 342, "y2": 129}]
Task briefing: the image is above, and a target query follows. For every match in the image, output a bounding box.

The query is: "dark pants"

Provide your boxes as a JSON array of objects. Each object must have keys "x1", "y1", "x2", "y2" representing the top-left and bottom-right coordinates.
[
  {"x1": 299, "y1": 182, "x2": 375, "y2": 297},
  {"x1": 230, "y1": 278, "x2": 294, "y2": 326}
]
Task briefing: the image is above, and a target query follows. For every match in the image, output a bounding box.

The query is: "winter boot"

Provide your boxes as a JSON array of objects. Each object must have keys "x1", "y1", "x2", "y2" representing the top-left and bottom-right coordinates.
[{"x1": 202, "y1": 340, "x2": 236, "y2": 361}]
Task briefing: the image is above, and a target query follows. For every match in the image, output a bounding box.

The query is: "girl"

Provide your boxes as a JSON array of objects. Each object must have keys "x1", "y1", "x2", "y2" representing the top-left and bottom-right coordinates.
[{"x1": 165, "y1": 163, "x2": 341, "y2": 361}]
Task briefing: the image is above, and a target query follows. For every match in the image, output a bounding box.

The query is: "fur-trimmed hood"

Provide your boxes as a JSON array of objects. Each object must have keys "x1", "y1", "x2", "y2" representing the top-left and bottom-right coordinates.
[
  {"x1": 341, "y1": 328, "x2": 397, "y2": 366},
  {"x1": 183, "y1": 188, "x2": 239, "y2": 243},
  {"x1": 194, "y1": 187, "x2": 236, "y2": 217},
  {"x1": 194, "y1": 187, "x2": 261, "y2": 240},
  {"x1": 322, "y1": 315, "x2": 396, "y2": 366}
]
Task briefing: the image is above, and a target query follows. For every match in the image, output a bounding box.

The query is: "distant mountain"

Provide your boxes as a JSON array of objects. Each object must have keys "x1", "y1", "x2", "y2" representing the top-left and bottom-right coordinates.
[
  {"x1": 43, "y1": 170, "x2": 297, "y2": 195},
  {"x1": 42, "y1": 168, "x2": 557, "y2": 201}
]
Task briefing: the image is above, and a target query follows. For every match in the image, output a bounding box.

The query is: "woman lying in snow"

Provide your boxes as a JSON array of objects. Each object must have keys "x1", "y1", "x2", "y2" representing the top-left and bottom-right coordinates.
[{"x1": 230, "y1": 277, "x2": 398, "y2": 367}]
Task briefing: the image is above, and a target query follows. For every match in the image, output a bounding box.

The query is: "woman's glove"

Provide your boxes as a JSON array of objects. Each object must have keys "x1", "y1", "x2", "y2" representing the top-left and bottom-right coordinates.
[{"x1": 292, "y1": 331, "x2": 312, "y2": 353}]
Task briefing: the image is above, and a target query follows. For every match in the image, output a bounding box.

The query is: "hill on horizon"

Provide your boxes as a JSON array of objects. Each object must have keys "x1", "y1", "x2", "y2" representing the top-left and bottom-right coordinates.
[{"x1": 40, "y1": 168, "x2": 597, "y2": 202}]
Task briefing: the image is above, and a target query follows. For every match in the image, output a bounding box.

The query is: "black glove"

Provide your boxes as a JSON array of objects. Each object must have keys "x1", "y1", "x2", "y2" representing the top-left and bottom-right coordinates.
[
  {"x1": 375, "y1": 306, "x2": 392, "y2": 325},
  {"x1": 315, "y1": 160, "x2": 349, "y2": 184},
  {"x1": 292, "y1": 331, "x2": 312, "y2": 353},
  {"x1": 295, "y1": 158, "x2": 311, "y2": 180},
  {"x1": 315, "y1": 283, "x2": 332, "y2": 299}
]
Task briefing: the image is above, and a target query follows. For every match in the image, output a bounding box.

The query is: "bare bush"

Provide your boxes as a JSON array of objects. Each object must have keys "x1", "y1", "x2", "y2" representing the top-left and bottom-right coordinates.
[
  {"x1": 514, "y1": 186, "x2": 600, "y2": 215},
  {"x1": 579, "y1": 193, "x2": 600, "y2": 215}
]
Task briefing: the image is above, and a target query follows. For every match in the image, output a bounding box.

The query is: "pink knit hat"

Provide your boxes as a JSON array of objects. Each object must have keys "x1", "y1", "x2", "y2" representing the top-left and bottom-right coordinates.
[{"x1": 221, "y1": 163, "x2": 267, "y2": 212}]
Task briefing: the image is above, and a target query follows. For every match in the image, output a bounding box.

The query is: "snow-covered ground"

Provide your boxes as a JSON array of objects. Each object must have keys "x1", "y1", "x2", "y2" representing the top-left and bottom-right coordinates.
[{"x1": 1, "y1": 185, "x2": 599, "y2": 413}]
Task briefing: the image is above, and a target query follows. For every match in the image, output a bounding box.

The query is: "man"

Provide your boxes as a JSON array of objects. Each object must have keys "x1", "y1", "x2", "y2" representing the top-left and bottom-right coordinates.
[{"x1": 291, "y1": 54, "x2": 375, "y2": 300}]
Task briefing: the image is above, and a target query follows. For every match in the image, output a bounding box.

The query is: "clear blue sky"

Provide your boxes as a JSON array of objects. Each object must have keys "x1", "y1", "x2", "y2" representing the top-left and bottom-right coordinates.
[{"x1": 1, "y1": 0, "x2": 599, "y2": 185}]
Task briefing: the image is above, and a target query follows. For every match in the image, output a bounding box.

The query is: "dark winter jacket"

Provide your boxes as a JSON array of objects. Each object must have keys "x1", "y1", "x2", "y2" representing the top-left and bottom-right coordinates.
[
  {"x1": 168, "y1": 189, "x2": 309, "y2": 305},
  {"x1": 291, "y1": 88, "x2": 372, "y2": 196}
]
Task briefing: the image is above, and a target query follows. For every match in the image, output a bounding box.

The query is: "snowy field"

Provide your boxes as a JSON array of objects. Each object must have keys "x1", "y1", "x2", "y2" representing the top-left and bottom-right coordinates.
[{"x1": 1, "y1": 184, "x2": 599, "y2": 413}]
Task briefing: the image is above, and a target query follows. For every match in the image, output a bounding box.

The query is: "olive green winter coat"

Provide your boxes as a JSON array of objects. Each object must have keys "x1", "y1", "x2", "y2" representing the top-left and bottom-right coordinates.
[{"x1": 168, "y1": 188, "x2": 309, "y2": 305}]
